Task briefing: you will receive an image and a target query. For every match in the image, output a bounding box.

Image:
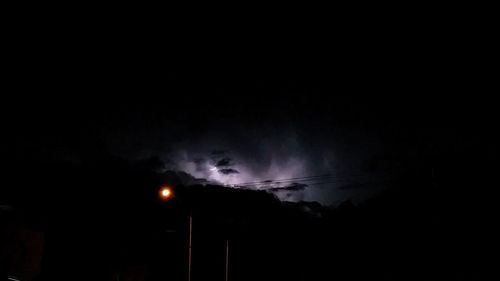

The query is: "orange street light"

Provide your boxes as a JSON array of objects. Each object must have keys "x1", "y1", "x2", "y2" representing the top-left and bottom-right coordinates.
[
  {"x1": 159, "y1": 186, "x2": 173, "y2": 200},
  {"x1": 158, "y1": 185, "x2": 193, "y2": 281}
]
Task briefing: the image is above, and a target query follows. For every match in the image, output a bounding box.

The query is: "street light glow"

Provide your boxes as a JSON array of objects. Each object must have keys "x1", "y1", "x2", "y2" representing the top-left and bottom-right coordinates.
[{"x1": 159, "y1": 187, "x2": 172, "y2": 199}]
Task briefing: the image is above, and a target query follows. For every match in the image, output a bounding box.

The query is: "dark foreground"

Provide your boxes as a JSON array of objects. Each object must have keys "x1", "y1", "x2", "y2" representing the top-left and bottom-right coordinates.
[{"x1": 1, "y1": 151, "x2": 495, "y2": 281}]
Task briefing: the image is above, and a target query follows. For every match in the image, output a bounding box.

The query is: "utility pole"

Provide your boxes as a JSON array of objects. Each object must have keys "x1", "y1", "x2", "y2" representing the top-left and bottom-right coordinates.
[
  {"x1": 188, "y1": 214, "x2": 192, "y2": 281},
  {"x1": 225, "y1": 240, "x2": 229, "y2": 281}
]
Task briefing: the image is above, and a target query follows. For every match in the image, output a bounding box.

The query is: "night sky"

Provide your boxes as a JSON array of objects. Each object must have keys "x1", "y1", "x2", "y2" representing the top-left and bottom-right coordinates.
[{"x1": 4, "y1": 58, "x2": 497, "y2": 206}]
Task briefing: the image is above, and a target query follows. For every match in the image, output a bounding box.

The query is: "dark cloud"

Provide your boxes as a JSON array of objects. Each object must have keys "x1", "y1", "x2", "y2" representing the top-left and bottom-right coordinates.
[
  {"x1": 193, "y1": 158, "x2": 205, "y2": 164},
  {"x1": 193, "y1": 158, "x2": 208, "y2": 173},
  {"x1": 211, "y1": 150, "x2": 228, "y2": 156},
  {"x1": 216, "y1": 157, "x2": 232, "y2": 167},
  {"x1": 219, "y1": 168, "x2": 240, "y2": 175}
]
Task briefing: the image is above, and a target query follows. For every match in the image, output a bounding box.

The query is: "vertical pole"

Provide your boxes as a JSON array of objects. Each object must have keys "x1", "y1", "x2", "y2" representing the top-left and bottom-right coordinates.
[
  {"x1": 225, "y1": 240, "x2": 229, "y2": 281},
  {"x1": 188, "y1": 214, "x2": 192, "y2": 281}
]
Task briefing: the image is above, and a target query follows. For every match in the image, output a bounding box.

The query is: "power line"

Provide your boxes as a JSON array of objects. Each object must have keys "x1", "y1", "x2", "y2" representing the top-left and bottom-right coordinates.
[
  {"x1": 240, "y1": 179, "x2": 349, "y2": 188},
  {"x1": 239, "y1": 179, "x2": 355, "y2": 189},
  {"x1": 234, "y1": 174, "x2": 337, "y2": 185},
  {"x1": 235, "y1": 176, "x2": 368, "y2": 187},
  {"x1": 238, "y1": 176, "x2": 395, "y2": 190},
  {"x1": 233, "y1": 173, "x2": 364, "y2": 186}
]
